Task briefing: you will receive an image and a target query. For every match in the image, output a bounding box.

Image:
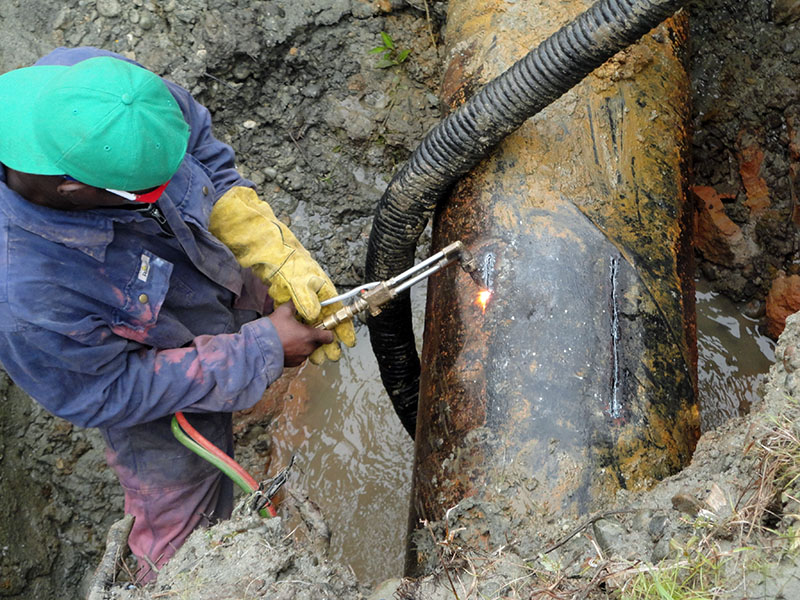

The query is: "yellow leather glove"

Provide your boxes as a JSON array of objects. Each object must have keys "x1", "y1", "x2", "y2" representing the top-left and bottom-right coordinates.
[{"x1": 209, "y1": 186, "x2": 356, "y2": 363}]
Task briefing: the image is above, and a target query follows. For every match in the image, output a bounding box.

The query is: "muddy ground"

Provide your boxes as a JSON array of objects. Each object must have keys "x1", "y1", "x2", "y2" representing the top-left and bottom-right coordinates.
[{"x1": 1, "y1": 0, "x2": 800, "y2": 598}]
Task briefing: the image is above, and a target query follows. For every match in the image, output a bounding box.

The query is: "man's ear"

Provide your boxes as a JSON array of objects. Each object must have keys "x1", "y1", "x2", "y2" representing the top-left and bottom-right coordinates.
[{"x1": 56, "y1": 178, "x2": 91, "y2": 196}]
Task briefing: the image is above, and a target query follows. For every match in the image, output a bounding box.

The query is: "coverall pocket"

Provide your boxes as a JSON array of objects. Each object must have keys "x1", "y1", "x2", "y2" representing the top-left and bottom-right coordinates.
[{"x1": 112, "y1": 250, "x2": 172, "y2": 336}]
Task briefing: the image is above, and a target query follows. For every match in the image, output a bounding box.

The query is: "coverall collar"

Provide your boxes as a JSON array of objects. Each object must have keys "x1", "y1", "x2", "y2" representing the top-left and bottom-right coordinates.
[{"x1": 0, "y1": 164, "x2": 114, "y2": 261}]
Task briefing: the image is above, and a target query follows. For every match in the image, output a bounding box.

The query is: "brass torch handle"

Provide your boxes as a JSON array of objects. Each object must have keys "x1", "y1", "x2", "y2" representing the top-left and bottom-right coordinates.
[{"x1": 315, "y1": 296, "x2": 368, "y2": 330}]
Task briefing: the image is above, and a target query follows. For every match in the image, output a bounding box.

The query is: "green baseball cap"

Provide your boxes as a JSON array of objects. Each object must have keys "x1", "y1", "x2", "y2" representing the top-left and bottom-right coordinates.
[{"x1": 0, "y1": 56, "x2": 189, "y2": 191}]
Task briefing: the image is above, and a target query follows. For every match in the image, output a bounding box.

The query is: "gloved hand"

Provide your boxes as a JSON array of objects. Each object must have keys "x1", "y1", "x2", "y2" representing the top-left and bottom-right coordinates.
[{"x1": 209, "y1": 186, "x2": 356, "y2": 364}]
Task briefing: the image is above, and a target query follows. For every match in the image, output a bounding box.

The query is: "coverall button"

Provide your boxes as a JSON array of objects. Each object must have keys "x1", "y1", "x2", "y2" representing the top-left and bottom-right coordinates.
[
  {"x1": 138, "y1": 294, "x2": 149, "y2": 304},
  {"x1": 202, "y1": 186, "x2": 209, "y2": 195}
]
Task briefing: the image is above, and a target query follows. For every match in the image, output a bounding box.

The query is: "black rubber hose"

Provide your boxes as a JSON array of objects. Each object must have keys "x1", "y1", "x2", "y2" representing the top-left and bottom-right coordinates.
[{"x1": 365, "y1": 0, "x2": 685, "y2": 438}]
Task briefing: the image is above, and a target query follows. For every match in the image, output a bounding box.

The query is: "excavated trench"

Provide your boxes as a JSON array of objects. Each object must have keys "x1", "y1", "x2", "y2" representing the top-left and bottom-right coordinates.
[{"x1": 0, "y1": 0, "x2": 799, "y2": 598}]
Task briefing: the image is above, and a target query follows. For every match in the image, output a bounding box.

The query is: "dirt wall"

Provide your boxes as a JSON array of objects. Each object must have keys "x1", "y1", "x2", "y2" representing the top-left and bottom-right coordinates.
[{"x1": 689, "y1": 0, "x2": 800, "y2": 302}]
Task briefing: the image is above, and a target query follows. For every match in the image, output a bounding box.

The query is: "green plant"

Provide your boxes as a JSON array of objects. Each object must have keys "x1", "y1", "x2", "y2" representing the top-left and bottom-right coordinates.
[
  {"x1": 369, "y1": 32, "x2": 411, "y2": 68},
  {"x1": 619, "y1": 553, "x2": 723, "y2": 599}
]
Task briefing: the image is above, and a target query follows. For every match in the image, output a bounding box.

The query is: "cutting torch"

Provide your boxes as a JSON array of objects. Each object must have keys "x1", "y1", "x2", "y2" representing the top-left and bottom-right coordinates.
[{"x1": 317, "y1": 240, "x2": 483, "y2": 331}]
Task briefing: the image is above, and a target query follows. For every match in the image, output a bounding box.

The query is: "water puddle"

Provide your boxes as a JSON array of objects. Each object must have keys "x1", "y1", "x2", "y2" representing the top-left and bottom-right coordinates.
[
  {"x1": 265, "y1": 279, "x2": 776, "y2": 585},
  {"x1": 696, "y1": 278, "x2": 775, "y2": 431},
  {"x1": 265, "y1": 288, "x2": 425, "y2": 586}
]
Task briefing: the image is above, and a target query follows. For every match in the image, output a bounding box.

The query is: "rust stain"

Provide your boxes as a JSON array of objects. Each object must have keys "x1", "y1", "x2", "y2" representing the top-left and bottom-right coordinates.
[
  {"x1": 692, "y1": 184, "x2": 744, "y2": 266},
  {"x1": 441, "y1": 39, "x2": 483, "y2": 111},
  {"x1": 737, "y1": 132, "x2": 771, "y2": 216},
  {"x1": 766, "y1": 272, "x2": 800, "y2": 339},
  {"x1": 693, "y1": 185, "x2": 740, "y2": 239}
]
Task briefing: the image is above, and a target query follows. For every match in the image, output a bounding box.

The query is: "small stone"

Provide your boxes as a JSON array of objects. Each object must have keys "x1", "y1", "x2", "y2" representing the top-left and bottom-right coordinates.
[
  {"x1": 782, "y1": 344, "x2": 800, "y2": 374},
  {"x1": 703, "y1": 482, "x2": 728, "y2": 514},
  {"x1": 592, "y1": 518, "x2": 627, "y2": 556},
  {"x1": 647, "y1": 515, "x2": 669, "y2": 541},
  {"x1": 650, "y1": 535, "x2": 671, "y2": 563},
  {"x1": 743, "y1": 299, "x2": 766, "y2": 319},
  {"x1": 139, "y1": 12, "x2": 153, "y2": 30},
  {"x1": 52, "y1": 8, "x2": 67, "y2": 29},
  {"x1": 302, "y1": 84, "x2": 322, "y2": 98},
  {"x1": 243, "y1": 120, "x2": 258, "y2": 130},
  {"x1": 671, "y1": 492, "x2": 705, "y2": 516},
  {"x1": 250, "y1": 171, "x2": 265, "y2": 187},
  {"x1": 96, "y1": 0, "x2": 122, "y2": 17},
  {"x1": 366, "y1": 578, "x2": 402, "y2": 600}
]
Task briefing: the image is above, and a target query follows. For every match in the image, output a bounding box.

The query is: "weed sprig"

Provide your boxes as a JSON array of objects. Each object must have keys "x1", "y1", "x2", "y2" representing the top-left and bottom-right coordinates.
[{"x1": 369, "y1": 32, "x2": 411, "y2": 69}]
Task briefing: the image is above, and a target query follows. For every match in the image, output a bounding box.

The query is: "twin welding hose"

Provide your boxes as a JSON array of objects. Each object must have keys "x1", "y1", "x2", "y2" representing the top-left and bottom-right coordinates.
[{"x1": 171, "y1": 412, "x2": 277, "y2": 518}]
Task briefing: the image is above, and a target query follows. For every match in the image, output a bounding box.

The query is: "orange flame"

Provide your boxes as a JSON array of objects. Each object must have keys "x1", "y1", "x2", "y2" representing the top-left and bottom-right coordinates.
[{"x1": 476, "y1": 289, "x2": 492, "y2": 314}]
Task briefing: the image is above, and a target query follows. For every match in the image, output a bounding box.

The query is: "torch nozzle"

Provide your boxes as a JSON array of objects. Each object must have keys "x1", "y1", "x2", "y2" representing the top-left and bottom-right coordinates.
[{"x1": 454, "y1": 245, "x2": 487, "y2": 288}]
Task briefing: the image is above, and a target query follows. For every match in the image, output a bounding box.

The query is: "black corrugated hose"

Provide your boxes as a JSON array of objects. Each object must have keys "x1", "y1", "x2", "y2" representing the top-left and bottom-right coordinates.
[{"x1": 365, "y1": 0, "x2": 685, "y2": 438}]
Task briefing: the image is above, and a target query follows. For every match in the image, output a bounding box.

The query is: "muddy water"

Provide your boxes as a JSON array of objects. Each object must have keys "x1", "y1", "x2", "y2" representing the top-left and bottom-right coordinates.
[
  {"x1": 267, "y1": 279, "x2": 774, "y2": 586},
  {"x1": 696, "y1": 279, "x2": 776, "y2": 432},
  {"x1": 266, "y1": 288, "x2": 425, "y2": 586}
]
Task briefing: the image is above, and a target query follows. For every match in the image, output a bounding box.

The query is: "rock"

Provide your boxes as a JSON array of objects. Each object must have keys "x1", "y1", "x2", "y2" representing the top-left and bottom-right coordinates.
[
  {"x1": 670, "y1": 492, "x2": 705, "y2": 516},
  {"x1": 367, "y1": 578, "x2": 402, "y2": 600},
  {"x1": 737, "y1": 133, "x2": 771, "y2": 215},
  {"x1": 779, "y1": 340, "x2": 800, "y2": 374},
  {"x1": 650, "y1": 535, "x2": 672, "y2": 563},
  {"x1": 702, "y1": 482, "x2": 728, "y2": 516},
  {"x1": 592, "y1": 518, "x2": 627, "y2": 556},
  {"x1": 773, "y1": 0, "x2": 800, "y2": 24},
  {"x1": 327, "y1": 97, "x2": 375, "y2": 141},
  {"x1": 744, "y1": 298, "x2": 766, "y2": 319},
  {"x1": 96, "y1": 0, "x2": 121, "y2": 18},
  {"x1": 692, "y1": 185, "x2": 749, "y2": 265},
  {"x1": 647, "y1": 515, "x2": 669, "y2": 541},
  {"x1": 766, "y1": 272, "x2": 800, "y2": 339}
]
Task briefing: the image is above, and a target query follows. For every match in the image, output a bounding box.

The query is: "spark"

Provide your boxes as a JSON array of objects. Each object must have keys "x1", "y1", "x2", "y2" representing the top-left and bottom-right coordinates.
[{"x1": 476, "y1": 289, "x2": 492, "y2": 314}]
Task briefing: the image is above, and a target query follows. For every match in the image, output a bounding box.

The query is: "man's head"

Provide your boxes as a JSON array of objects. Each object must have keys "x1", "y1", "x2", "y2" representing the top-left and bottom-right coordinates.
[{"x1": 0, "y1": 56, "x2": 189, "y2": 202}]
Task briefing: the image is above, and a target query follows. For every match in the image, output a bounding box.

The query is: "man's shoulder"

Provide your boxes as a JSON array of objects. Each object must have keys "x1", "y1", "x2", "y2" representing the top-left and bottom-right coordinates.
[{"x1": 35, "y1": 47, "x2": 140, "y2": 68}]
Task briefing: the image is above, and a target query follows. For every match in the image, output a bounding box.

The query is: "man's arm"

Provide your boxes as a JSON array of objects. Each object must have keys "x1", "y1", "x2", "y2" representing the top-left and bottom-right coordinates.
[{"x1": 0, "y1": 316, "x2": 284, "y2": 430}]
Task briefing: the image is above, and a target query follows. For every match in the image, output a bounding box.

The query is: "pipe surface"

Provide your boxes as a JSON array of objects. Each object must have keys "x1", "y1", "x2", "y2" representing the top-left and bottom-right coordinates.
[{"x1": 407, "y1": 0, "x2": 699, "y2": 572}]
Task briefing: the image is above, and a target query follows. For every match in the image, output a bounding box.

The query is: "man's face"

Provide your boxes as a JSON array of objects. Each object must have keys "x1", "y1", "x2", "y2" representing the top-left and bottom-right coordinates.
[{"x1": 5, "y1": 168, "x2": 140, "y2": 211}]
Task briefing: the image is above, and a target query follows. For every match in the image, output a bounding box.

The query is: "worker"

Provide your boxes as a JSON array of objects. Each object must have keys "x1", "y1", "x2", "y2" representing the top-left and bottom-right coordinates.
[{"x1": 0, "y1": 46, "x2": 355, "y2": 582}]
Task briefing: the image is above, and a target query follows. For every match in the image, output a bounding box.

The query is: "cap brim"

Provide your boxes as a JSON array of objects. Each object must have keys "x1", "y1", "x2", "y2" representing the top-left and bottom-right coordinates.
[{"x1": 0, "y1": 65, "x2": 68, "y2": 175}]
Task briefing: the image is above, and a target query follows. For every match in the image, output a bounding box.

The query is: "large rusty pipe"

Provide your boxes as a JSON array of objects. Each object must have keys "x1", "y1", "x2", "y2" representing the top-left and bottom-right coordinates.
[
  {"x1": 407, "y1": 0, "x2": 699, "y2": 571},
  {"x1": 366, "y1": 0, "x2": 688, "y2": 438}
]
